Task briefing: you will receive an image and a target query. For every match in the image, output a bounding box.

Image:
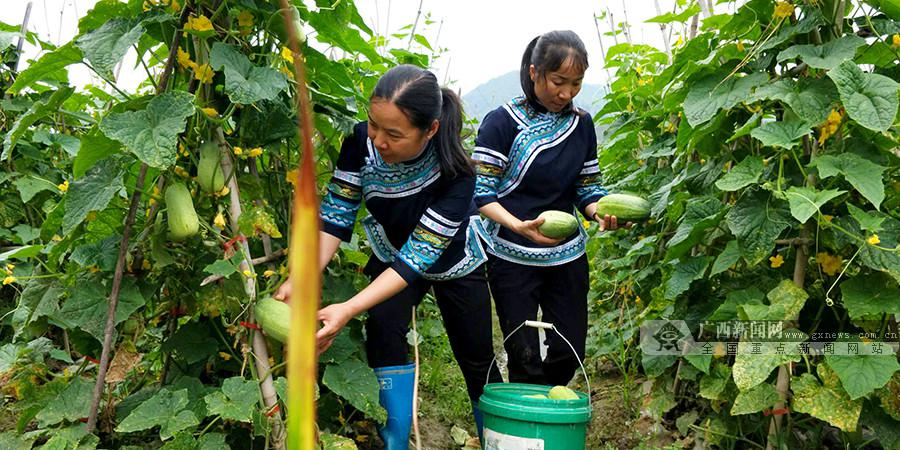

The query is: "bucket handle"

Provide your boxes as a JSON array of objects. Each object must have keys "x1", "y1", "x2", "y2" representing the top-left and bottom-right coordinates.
[{"x1": 485, "y1": 320, "x2": 591, "y2": 405}]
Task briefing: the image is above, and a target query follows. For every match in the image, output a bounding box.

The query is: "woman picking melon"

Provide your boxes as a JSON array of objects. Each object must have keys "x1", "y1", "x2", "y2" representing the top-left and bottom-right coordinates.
[
  {"x1": 276, "y1": 65, "x2": 501, "y2": 447},
  {"x1": 474, "y1": 31, "x2": 636, "y2": 387}
]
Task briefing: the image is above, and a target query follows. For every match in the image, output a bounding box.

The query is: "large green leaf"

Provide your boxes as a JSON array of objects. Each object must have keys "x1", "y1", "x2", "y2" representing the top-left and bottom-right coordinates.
[
  {"x1": 750, "y1": 120, "x2": 811, "y2": 149},
  {"x1": 710, "y1": 240, "x2": 742, "y2": 276},
  {"x1": 78, "y1": 0, "x2": 134, "y2": 33},
  {"x1": 858, "y1": 216, "x2": 900, "y2": 284},
  {"x1": 161, "y1": 321, "x2": 218, "y2": 365},
  {"x1": 860, "y1": 399, "x2": 900, "y2": 450},
  {"x1": 646, "y1": 4, "x2": 702, "y2": 23},
  {"x1": 733, "y1": 351, "x2": 799, "y2": 391},
  {"x1": 683, "y1": 72, "x2": 769, "y2": 126},
  {"x1": 725, "y1": 192, "x2": 792, "y2": 265},
  {"x1": 62, "y1": 157, "x2": 125, "y2": 235},
  {"x1": 72, "y1": 132, "x2": 122, "y2": 178},
  {"x1": 766, "y1": 279, "x2": 808, "y2": 320},
  {"x1": 784, "y1": 186, "x2": 845, "y2": 223},
  {"x1": 204, "y1": 377, "x2": 258, "y2": 422},
  {"x1": 847, "y1": 203, "x2": 885, "y2": 233},
  {"x1": 665, "y1": 256, "x2": 711, "y2": 299},
  {"x1": 731, "y1": 382, "x2": 780, "y2": 415},
  {"x1": 0, "y1": 31, "x2": 18, "y2": 49},
  {"x1": 52, "y1": 278, "x2": 145, "y2": 342},
  {"x1": 812, "y1": 153, "x2": 885, "y2": 209},
  {"x1": 15, "y1": 176, "x2": 57, "y2": 203},
  {"x1": 99, "y1": 91, "x2": 195, "y2": 168},
  {"x1": 75, "y1": 19, "x2": 145, "y2": 77},
  {"x1": 16, "y1": 279, "x2": 64, "y2": 328},
  {"x1": 715, "y1": 155, "x2": 764, "y2": 192},
  {"x1": 2, "y1": 87, "x2": 75, "y2": 159},
  {"x1": 322, "y1": 357, "x2": 386, "y2": 423},
  {"x1": 753, "y1": 78, "x2": 839, "y2": 124},
  {"x1": 35, "y1": 377, "x2": 94, "y2": 426},
  {"x1": 666, "y1": 197, "x2": 725, "y2": 260},
  {"x1": 792, "y1": 364, "x2": 862, "y2": 432},
  {"x1": 776, "y1": 35, "x2": 866, "y2": 69},
  {"x1": 827, "y1": 60, "x2": 900, "y2": 132},
  {"x1": 827, "y1": 355, "x2": 900, "y2": 400},
  {"x1": 840, "y1": 272, "x2": 900, "y2": 319},
  {"x1": 209, "y1": 43, "x2": 288, "y2": 105},
  {"x1": 116, "y1": 388, "x2": 199, "y2": 440},
  {"x1": 699, "y1": 362, "x2": 731, "y2": 400},
  {"x1": 8, "y1": 43, "x2": 83, "y2": 94}
]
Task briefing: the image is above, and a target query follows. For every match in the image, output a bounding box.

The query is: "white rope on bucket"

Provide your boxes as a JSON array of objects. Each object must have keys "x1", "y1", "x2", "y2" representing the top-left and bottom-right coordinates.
[{"x1": 485, "y1": 320, "x2": 591, "y2": 405}]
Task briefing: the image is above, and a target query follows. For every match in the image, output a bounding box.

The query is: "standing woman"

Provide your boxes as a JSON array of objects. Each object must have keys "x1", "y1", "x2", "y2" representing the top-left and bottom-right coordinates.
[
  {"x1": 275, "y1": 65, "x2": 500, "y2": 448},
  {"x1": 474, "y1": 31, "x2": 628, "y2": 387}
]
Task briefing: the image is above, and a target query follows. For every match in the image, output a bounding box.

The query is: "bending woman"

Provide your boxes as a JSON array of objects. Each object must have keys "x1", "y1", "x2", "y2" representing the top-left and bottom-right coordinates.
[{"x1": 276, "y1": 64, "x2": 500, "y2": 448}]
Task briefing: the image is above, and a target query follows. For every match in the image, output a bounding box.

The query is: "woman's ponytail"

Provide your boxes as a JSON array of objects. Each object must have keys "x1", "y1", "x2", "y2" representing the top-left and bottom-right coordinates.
[
  {"x1": 436, "y1": 88, "x2": 474, "y2": 179},
  {"x1": 519, "y1": 35, "x2": 541, "y2": 103}
]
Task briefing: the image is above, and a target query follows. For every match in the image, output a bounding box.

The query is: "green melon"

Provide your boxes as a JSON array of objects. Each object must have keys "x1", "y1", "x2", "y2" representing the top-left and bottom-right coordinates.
[
  {"x1": 537, "y1": 210, "x2": 579, "y2": 239},
  {"x1": 594, "y1": 194, "x2": 651, "y2": 221}
]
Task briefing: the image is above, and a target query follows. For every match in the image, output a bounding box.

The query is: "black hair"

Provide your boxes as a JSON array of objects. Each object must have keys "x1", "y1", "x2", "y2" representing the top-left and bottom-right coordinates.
[
  {"x1": 371, "y1": 65, "x2": 473, "y2": 179},
  {"x1": 520, "y1": 31, "x2": 589, "y2": 106}
]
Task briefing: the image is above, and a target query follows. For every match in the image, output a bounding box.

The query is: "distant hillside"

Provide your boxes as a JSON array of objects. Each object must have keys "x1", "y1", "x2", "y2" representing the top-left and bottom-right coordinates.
[{"x1": 462, "y1": 71, "x2": 608, "y2": 123}]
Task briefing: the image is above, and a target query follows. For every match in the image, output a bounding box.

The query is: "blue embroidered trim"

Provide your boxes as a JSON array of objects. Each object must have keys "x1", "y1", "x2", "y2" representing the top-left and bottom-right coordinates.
[
  {"x1": 361, "y1": 139, "x2": 441, "y2": 200},
  {"x1": 481, "y1": 215, "x2": 587, "y2": 267}
]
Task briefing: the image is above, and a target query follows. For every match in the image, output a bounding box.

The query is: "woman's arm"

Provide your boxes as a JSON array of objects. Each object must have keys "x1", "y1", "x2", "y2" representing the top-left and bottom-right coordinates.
[
  {"x1": 273, "y1": 231, "x2": 343, "y2": 301},
  {"x1": 479, "y1": 201, "x2": 562, "y2": 246},
  {"x1": 315, "y1": 268, "x2": 407, "y2": 352}
]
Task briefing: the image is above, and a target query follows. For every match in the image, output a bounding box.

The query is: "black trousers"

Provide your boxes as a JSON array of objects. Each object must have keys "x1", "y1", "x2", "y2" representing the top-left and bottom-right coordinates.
[
  {"x1": 486, "y1": 254, "x2": 589, "y2": 386},
  {"x1": 363, "y1": 259, "x2": 502, "y2": 403}
]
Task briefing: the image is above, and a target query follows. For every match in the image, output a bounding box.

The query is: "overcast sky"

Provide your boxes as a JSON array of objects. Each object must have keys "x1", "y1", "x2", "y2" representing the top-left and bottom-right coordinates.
[{"x1": 2, "y1": 0, "x2": 736, "y2": 94}]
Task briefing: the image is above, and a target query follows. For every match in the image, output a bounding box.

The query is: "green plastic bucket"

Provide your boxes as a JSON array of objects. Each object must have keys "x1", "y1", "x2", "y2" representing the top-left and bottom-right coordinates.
[
  {"x1": 478, "y1": 320, "x2": 592, "y2": 450},
  {"x1": 479, "y1": 383, "x2": 591, "y2": 450}
]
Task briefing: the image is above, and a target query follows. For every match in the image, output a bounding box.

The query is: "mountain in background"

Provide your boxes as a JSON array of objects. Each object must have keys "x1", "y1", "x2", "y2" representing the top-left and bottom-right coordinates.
[{"x1": 461, "y1": 71, "x2": 608, "y2": 124}]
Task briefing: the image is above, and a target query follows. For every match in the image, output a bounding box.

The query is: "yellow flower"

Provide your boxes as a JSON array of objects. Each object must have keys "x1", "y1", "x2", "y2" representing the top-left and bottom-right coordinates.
[
  {"x1": 285, "y1": 167, "x2": 299, "y2": 186},
  {"x1": 736, "y1": 41, "x2": 745, "y2": 52},
  {"x1": 279, "y1": 65, "x2": 294, "y2": 78},
  {"x1": 868, "y1": 234, "x2": 880, "y2": 245},
  {"x1": 86, "y1": 211, "x2": 97, "y2": 221},
  {"x1": 242, "y1": 270, "x2": 256, "y2": 278},
  {"x1": 892, "y1": 34, "x2": 900, "y2": 47},
  {"x1": 774, "y1": 1, "x2": 794, "y2": 19},
  {"x1": 821, "y1": 214, "x2": 833, "y2": 222},
  {"x1": 237, "y1": 10, "x2": 254, "y2": 28},
  {"x1": 201, "y1": 107, "x2": 218, "y2": 118},
  {"x1": 3, "y1": 276, "x2": 16, "y2": 285},
  {"x1": 176, "y1": 47, "x2": 194, "y2": 70},
  {"x1": 57, "y1": 180, "x2": 69, "y2": 192},
  {"x1": 185, "y1": 15, "x2": 214, "y2": 33},
  {"x1": 141, "y1": 259, "x2": 151, "y2": 270},
  {"x1": 674, "y1": 35, "x2": 684, "y2": 47},
  {"x1": 51, "y1": 234, "x2": 62, "y2": 241},
  {"x1": 170, "y1": 0, "x2": 181, "y2": 12},
  {"x1": 194, "y1": 63, "x2": 214, "y2": 84},
  {"x1": 818, "y1": 108, "x2": 842, "y2": 145},
  {"x1": 263, "y1": 269, "x2": 276, "y2": 278},
  {"x1": 173, "y1": 166, "x2": 190, "y2": 178},
  {"x1": 89, "y1": 265, "x2": 101, "y2": 273},
  {"x1": 233, "y1": 146, "x2": 243, "y2": 156},
  {"x1": 215, "y1": 186, "x2": 230, "y2": 197},
  {"x1": 769, "y1": 254, "x2": 785, "y2": 268},
  {"x1": 816, "y1": 252, "x2": 843, "y2": 276},
  {"x1": 213, "y1": 212, "x2": 226, "y2": 229},
  {"x1": 219, "y1": 351, "x2": 232, "y2": 361},
  {"x1": 179, "y1": 142, "x2": 188, "y2": 157},
  {"x1": 248, "y1": 147, "x2": 263, "y2": 158},
  {"x1": 582, "y1": 220, "x2": 591, "y2": 229},
  {"x1": 281, "y1": 46, "x2": 294, "y2": 63}
]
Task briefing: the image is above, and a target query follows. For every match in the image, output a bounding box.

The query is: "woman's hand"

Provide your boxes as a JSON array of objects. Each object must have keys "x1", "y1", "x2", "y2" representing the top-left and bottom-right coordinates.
[
  {"x1": 315, "y1": 302, "x2": 355, "y2": 354},
  {"x1": 273, "y1": 278, "x2": 292, "y2": 302},
  {"x1": 514, "y1": 218, "x2": 564, "y2": 246},
  {"x1": 594, "y1": 213, "x2": 635, "y2": 231}
]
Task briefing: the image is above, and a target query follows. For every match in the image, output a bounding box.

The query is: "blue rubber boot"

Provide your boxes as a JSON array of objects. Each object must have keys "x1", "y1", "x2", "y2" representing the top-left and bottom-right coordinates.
[
  {"x1": 373, "y1": 363, "x2": 415, "y2": 450},
  {"x1": 472, "y1": 403, "x2": 485, "y2": 441}
]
